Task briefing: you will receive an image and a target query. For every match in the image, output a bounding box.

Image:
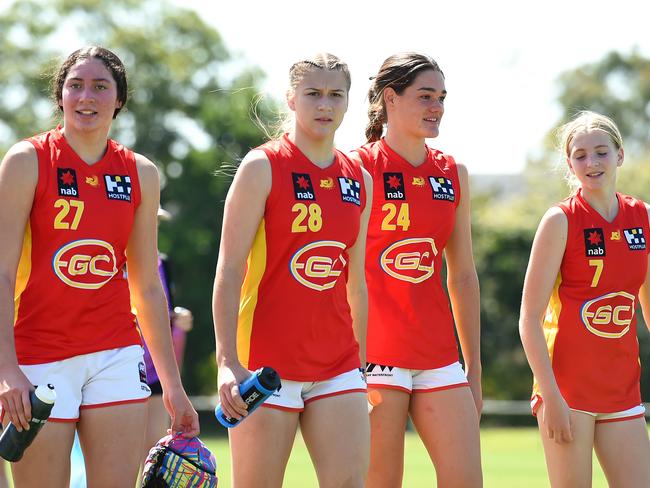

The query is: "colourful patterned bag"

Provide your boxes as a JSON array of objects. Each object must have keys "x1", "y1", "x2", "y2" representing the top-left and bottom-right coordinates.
[{"x1": 141, "y1": 434, "x2": 217, "y2": 487}]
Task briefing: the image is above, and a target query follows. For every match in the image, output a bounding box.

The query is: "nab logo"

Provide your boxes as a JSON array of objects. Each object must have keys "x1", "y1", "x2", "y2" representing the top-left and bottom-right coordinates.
[
  {"x1": 104, "y1": 174, "x2": 132, "y2": 202},
  {"x1": 581, "y1": 291, "x2": 635, "y2": 338},
  {"x1": 380, "y1": 238, "x2": 438, "y2": 283},
  {"x1": 383, "y1": 172, "x2": 405, "y2": 200},
  {"x1": 338, "y1": 177, "x2": 361, "y2": 206},
  {"x1": 292, "y1": 173, "x2": 315, "y2": 200},
  {"x1": 52, "y1": 239, "x2": 118, "y2": 289},
  {"x1": 584, "y1": 228, "x2": 606, "y2": 256},
  {"x1": 428, "y1": 176, "x2": 455, "y2": 202},
  {"x1": 624, "y1": 227, "x2": 646, "y2": 251},
  {"x1": 57, "y1": 168, "x2": 79, "y2": 197},
  {"x1": 289, "y1": 240, "x2": 347, "y2": 291}
]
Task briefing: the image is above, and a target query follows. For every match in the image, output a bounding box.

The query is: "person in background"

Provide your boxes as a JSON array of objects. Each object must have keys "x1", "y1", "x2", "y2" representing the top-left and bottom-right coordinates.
[
  {"x1": 213, "y1": 53, "x2": 372, "y2": 487},
  {"x1": 0, "y1": 46, "x2": 198, "y2": 487},
  {"x1": 519, "y1": 110, "x2": 650, "y2": 487},
  {"x1": 353, "y1": 52, "x2": 482, "y2": 488}
]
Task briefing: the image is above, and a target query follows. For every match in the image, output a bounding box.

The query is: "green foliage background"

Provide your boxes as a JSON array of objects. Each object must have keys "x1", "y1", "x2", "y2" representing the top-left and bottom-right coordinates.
[{"x1": 2, "y1": 0, "x2": 650, "y2": 401}]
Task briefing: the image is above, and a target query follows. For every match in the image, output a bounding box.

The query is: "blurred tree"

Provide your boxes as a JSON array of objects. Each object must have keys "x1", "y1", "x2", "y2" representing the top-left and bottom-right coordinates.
[
  {"x1": 0, "y1": 0, "x2": 273, "y2": 394},
  {"x1": 474, "y1": 49, "x2": 650, "y2": 401}
]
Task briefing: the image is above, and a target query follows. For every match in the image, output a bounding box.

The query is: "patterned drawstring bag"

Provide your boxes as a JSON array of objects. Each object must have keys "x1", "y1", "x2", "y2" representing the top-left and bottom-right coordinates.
[{"x1": 141, "y1": 434, "x2": 217, "y2": 487}]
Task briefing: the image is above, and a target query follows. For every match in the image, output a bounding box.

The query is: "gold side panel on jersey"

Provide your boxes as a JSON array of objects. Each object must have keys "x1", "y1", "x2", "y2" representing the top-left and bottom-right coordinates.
[
  {"x1": 14, "y1": 223, "x2": 33, "y2": 325},
  {"x1": 533, "y1": 272, "x2": 563, "y2": 397},
  {"x1": 237, "y1": 220, "x2": 267, "y2": 368}
]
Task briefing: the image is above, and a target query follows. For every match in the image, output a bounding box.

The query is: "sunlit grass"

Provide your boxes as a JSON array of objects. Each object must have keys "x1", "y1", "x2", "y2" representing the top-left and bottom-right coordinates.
[
  {"x1": 206, "y1": 427, "x2": 611, "y2": 487},
  {"x1": 0, "y1": 427, "x2": 620, "y2": 487}
]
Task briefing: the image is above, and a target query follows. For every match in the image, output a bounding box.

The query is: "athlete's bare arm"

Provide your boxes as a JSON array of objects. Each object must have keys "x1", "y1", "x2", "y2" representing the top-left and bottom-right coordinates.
[
  {"x1": 126, "y1": 153, "x2": 199, "y2": 437},
  {"x1": 346, "y1": 167, "x2": 373, "y2": 366},
  {"x1": 519, "y1": 206, "x2": 572, "y2": 444},
  {"x1": 0, "y1": 142, "x2": 39, "y2": 431},
  {"x1": 444, "y1": 163, "x2": 482, "y2": 412},
  {"x1": 212, "y1": 150, "x2": 271, "y2": 420}
]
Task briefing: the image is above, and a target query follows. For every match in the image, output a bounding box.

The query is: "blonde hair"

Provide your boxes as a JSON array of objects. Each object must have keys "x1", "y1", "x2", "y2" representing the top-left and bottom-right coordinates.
[
  {"x1": 265, "y1": 53, "x2": 351, "y2": 139},
  {"x1": 556, "y1": 110, "x2": 623, "y2": 190}
]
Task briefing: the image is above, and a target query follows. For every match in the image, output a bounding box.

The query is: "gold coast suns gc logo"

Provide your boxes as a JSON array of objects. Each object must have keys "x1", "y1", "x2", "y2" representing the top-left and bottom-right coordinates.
[
  {"x1": 380, "y1": 238, "x2": 437, "y2": 283},
  {"x1": 290, "y1": 240, "x2": 347, "y2": 291},
  {"x1": 53, "y1": 239, "x2": 118, "y2": 289},
  {"x1": 580, "y1": 291, "x2": 635, "y2": 338}
]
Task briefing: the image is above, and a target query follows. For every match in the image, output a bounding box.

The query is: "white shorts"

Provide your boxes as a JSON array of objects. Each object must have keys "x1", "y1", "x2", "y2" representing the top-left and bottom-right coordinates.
[
  {"x1": 15, "y1": 345, "x2": 151, "y2": 422},
  {"x1": 263, "y1": 368, "x2": 366, "y2": 412},
  {"x1": 365, "y1": 361, "x2": 469, "y2": 394},
  {"x1": 532, "y1": 396, "x2": 646, "y2": 424}
]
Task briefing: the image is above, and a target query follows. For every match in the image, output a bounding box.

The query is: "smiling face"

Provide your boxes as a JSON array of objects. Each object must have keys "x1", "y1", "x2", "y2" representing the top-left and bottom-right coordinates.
[
  {"x1": 287, "y1": 68, "x2": 349, "y2": 141},
  {"x1": 567, "y1": 129, "x2": 624, "y2": 191},
  {"x1": 385, "y1": 69, "x2": 446, "y2": 140},
  {"x1": 58, "y1": 57, "x2": 122, "y2": 134}
]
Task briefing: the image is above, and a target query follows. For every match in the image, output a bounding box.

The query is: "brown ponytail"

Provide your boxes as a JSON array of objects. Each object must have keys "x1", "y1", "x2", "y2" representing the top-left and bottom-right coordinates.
[{"x1": 365, "y1": 52, "x2": 443, "y2": 143}]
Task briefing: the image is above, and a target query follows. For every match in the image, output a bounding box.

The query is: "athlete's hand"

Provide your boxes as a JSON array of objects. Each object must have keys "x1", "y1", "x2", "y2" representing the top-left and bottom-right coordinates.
[
  {"x1": 163, "y1": 386, "x2": 200, "y2": 438},
  {"x1": 541, "y1": 392, "x2": 573, "y2": 444},
  {"x1": 171, "y1": 307, "x2": 193, "y2": 332},
  {"x1": 217, "y1": 363, "x2": 251, "y2": 421},
  {"x1": 0, "y1": 365, "x2": 33, "y2": 431}
]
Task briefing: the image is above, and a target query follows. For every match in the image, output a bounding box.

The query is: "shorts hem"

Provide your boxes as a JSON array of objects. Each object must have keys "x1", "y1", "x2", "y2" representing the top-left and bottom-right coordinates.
[
  {"x1": 261, "y1": 403, "x2": 303, "y2": 413},
  {"x1": 596, "y1": 412, "x2": 646, "y2": 424},
  {"x1": 48, "y1": 417, "x2": 79, "y2": 423},
  {"x1": 304, "y1": 388, "x2": 367, "y2": 405},
  {"x1": 413, "y1": 382, "x2": 469, "y2": 394},
  {"x1": 367, "y1": 384, "x2": 411, "y2": 394},
  {"x1": 80, "y1": 397, "x2": 149, "y2": 410}
]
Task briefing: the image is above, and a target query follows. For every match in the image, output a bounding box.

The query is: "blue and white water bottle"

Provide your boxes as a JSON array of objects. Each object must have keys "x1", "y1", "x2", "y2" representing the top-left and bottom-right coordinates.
[{"x1": 215, "y1": 367, "x2": 281, "y2": 428}]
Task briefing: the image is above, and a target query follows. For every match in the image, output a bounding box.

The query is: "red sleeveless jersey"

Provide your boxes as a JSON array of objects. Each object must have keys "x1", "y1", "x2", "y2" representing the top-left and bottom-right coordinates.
[
  {"x1": 14, "y1": 127, "x2": 142, "y2": 364},
  {"x1": 533, "y1": 190, "x2": 649, "y2": 412},
  {"x1": 356, "y1": 139, "x2": 460, "y2": 369},
  {"x1": 237, "y1": 134, "x2": 365, "y2": 381}
]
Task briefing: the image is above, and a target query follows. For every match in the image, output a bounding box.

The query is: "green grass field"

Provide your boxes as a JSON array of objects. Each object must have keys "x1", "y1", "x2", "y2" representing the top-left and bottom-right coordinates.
[
  {"x1": 205, "y1": 427, "x2": 609, "y2": 487},
  {"x1": 0, "y1": 427, "x2": 612, "y2": 487}
]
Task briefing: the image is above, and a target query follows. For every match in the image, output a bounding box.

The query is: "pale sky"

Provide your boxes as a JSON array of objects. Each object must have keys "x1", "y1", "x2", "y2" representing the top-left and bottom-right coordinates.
[{"x1": 182, "y1": 0, "x2": 648, "y2": 174}]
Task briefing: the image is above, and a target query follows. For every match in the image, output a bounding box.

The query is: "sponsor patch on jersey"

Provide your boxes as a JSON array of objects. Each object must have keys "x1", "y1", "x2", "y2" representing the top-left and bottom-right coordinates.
[
  {"x1": 623, "y1": 227, "x2": 646, "y2": 250},
  {"x1": 104, "y1": 174, "x2": 132, "y2": 202},
  {"x1": 320, "y1": 177, "x2": 334, "y2": 189},
  {"x1": 428, "y1": 176, "x2": 455, "y2": 201},
  {"x1": 338, "y1": 177, "x2": 361, "y2": 206},
  {"x1": 610, "y1": 230, "x2": 621, "y2": 241},
  {"x1": 292, "y1": 173, "x2": 315, "y2": 200},
  {"x1": 57, "y1": 168, "x2": 79, "y2": 197},
  {"x1": 383, "y1": 172, "x2": 405, "y2": 200},
  {"x1": 85, "y1": 175, "x2": 99, "y2": 187},
  {"x1": 584, "y1": 228, "x2": 606, "y2": 256},
  {"x1": 411, "y1": 176, "x2": 426, "y2": 187}
]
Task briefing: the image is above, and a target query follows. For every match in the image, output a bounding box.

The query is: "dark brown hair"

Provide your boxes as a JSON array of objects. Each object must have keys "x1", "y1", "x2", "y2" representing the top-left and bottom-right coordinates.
[
  {"x1": 366, "y1": 52, "x2": 443, "y2": 142},
  {"x1": 52, "y1": 46, "x2": 128, "y2": 119}
]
